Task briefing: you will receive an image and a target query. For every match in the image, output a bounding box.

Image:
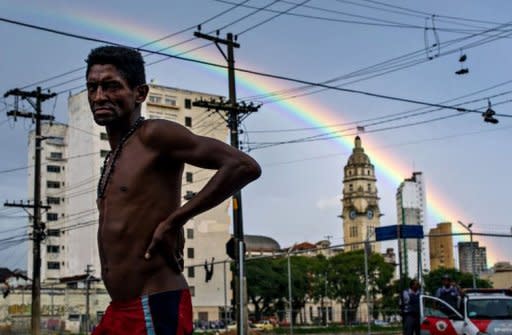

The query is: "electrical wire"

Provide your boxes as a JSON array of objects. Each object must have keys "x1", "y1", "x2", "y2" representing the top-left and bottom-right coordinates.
[
  {"x1": 3, "y1": 16, "x2": 512, "y2": 117},
  {"x1": 242, "y1": 22, "x2": 512, "y2": 104},
  {"x1": 237, "y1": 0, "x2": 312, "y2": 36},
  {"x1": 17, "y1": 0, "x2": 254, "y2": 91},
  {"x1": 246, "y1": 97, "x2": 512, "y2": 151}
]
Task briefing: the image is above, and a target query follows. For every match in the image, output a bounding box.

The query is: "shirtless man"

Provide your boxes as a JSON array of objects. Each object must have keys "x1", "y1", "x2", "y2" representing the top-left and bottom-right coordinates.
[{"x1": 86, "y1": 46, "x2": 261, "y2": 335}]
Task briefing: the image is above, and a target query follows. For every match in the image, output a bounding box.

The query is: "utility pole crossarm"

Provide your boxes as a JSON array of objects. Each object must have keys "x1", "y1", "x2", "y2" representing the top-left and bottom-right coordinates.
[
  {"x1": 4, "y1": 88, "x2": 57, "y2": 101},
  {"x1": 193, "y1": 31, "x2": 240, "y2": 48},
  {"x1": 4, "y1": 201, "x2": 51, "y2": 211}
]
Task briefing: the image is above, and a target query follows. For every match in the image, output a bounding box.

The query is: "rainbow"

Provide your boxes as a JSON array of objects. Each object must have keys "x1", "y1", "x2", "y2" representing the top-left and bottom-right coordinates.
[{"x1": 7, "y1": 4, "x2": 500, "y2": 265}]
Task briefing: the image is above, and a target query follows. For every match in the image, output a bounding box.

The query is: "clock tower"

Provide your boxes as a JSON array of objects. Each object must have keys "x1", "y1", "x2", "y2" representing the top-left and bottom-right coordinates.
[{"x1": 341, "y1": 136, "x2": 381, "y2": 252}]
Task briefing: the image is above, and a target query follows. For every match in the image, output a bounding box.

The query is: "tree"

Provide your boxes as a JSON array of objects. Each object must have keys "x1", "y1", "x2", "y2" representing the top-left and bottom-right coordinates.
[
  {"x1": 274, "y1": 255, "x2": 316, "y2": 324},
  {"x1": 246, "y1": 258, "x2": 283, "y2": 321},
  {"x1": 423, "y1": 268, "x2": 492, "y2": 294},
  {"x1": 327, "y1": 250, "x2": 394, "y2": 324},
  {"x1": 309, "y1": 255, "x2": 330, "y2": 325}
]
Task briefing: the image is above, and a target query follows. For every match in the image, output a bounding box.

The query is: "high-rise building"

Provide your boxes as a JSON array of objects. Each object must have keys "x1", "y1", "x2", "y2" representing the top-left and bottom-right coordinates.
[
  {"x1": 27, "y1": 122, "x2": 69, "y2": 281},
  {"x1": 458, "y1": 241, "x2": 487, "y2": 274},
  {"x1": 429, "y1": 222, "x2": 455, "y2": 270},
  {"x1": 341, "y1": 136, "x2": 381, "y2": 252},
  {"x1": 27, "y1": 84, "x2": 234, "y2": 321},
  {"x1": 396, "y1": 172, "x2": 429, "y2": 279}
]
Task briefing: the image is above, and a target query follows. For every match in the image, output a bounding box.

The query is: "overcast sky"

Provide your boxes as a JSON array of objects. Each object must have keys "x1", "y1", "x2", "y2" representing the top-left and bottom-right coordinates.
[{"x1": 1, "y1": 0, "x2": 511, "y2": 271}]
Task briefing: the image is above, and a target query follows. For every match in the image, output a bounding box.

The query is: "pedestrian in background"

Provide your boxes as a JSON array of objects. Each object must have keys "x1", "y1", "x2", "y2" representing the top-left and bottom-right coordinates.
[
  {"x1": 402, "y1": 279, "x2": 421, "y2": 335},
  {"x1": 435, "y1": 274, "x2": 461, "y2": 310}
]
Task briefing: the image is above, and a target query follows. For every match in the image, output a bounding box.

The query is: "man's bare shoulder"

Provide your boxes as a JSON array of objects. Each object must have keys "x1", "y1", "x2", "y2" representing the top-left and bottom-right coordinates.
[{"x1": 139, "y1": 118, "x2": 194, "y2": 149}]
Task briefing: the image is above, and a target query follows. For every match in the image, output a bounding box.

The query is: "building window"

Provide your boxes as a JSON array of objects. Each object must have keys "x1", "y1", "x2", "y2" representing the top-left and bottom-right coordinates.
[
  {"x1": 349, "y1": 184, "x2": 353, "y2": 192},
  {"x1": 189, "y1": 286, "x2": 195, "y2": 297},
  {"x1": 47, "y1": 181, "x2": 61, "y2": 189},
  {"x1": 187, "y1": 228, "x2": 194, "y2": 239},
  {"x1": 164, "y1": 96, "x2": 177, "y2": 106},
  {"x1": 47, "y1": 245, "x2": 60, "y2": 253},
  {"x1": 350, "y1": 226, "x2": 358, "y2": 237},
  {"x1": 100, "y1": 132, "x2": 108, "y2": 140},
  {"x1": 185, "y1": 99, "x2": 192, "y2": 109},
  {"x1": 47, "y1": 165, "x2": 61, "y2": 173},
  {"x1": 100, "y1": 150, "x2": 110, "y2": 158},
  {"x1": 47, "y1": 229, "x2": 61, "y2": 237},
  {"x1": 367, "y1": 183, "x2": 371, "y2": 191},
  {"x1": 186, "y1": 172, "x2": 193, "y2": 183},
  {"x1": 50, "y1": 152, "x2": 62, "y2": 160},
  {"x1": 47, "y1": 213, "x2": 59, "y2": 221},
  {"x1": 149, "y1": 95, "x2": 162, "y2": 104},
  {"x1": 187, "y1": 248, "x2": 194, "y2": 259},
  {"x1": 185, "y1": 117, "x2": 192, "y2": 127},
  {"x1": 187, "y1": 266, "x2": 195, "y2": 278},
  {"x1": 47, "y1": 197, "x2": 61, "y2": 205},
  {"x1": 47, "y1": 262, "x2": 60, "y2": 270},
  {"x1": 184, "y1": 191, "x2": 196, "y2": 200}
]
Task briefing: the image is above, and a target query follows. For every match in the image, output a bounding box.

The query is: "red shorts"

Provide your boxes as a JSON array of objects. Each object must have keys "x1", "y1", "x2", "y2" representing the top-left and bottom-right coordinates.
[{"x1": 92, "y1": 289, "x2": 193, "y2": 335}]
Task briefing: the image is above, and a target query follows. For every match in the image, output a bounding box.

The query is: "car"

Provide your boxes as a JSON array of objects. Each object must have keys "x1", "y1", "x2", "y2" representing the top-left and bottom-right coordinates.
[
  {"x1": 420, "y1": 289, "x2": 512, "y2": 335},
  {"x1": 253, "y1": 320, "x2": 275, "y2": 331},
  {"x1": 373, "y1": 319, "x2": 390, "y2": 327},
  {"x1": 227, "y1": 322, "x2": 257, "y2": 331}
]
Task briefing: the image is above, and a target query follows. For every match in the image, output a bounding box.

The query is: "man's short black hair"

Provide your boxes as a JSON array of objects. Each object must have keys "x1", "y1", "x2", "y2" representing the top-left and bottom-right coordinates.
[{"x1": 85, "y1": 46, "x2": 146, "y2": 88}]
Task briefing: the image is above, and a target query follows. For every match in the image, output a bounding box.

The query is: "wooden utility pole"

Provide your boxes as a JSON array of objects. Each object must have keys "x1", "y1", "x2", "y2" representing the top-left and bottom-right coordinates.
[
  {"x1": 3, "y1": 87, "x2": 56, "y2": 335},
  {"x1": 193, "y1": 30, "x2": 259, "y2": 335}
]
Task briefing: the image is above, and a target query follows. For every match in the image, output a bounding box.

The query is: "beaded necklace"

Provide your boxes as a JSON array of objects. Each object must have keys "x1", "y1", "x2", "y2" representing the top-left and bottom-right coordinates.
[{"x1": 97, "y1": 116, "x2": 145, "y2": 199}]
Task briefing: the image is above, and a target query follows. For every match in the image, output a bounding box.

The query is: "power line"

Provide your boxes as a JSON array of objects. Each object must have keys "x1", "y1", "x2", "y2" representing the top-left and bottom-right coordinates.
[
  {"x1": 17, "y1": 0, "x2": 253, "y2": 91},
  {"x1": 213, "y1": 0, "x2": 508, "y2": 34},
  {"x1": 2, "y1": 16, "x2": 512, "y2": 117},
  {"x1": 237, "y1": 0, "x2": 312, "y2": 35},
  {"x1": 245, "y1": 80, "x2": 512, "y2": 134},
  {"x1": 246, "y1": 97, "x2": 512, "y2": 151},
  {"x1": 242, "y1": 22, "x2": 512, "y2": 104}
]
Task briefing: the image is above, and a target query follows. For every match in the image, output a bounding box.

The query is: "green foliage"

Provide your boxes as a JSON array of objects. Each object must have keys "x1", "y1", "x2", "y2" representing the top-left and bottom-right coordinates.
[
  {"x1": 327, "y1": 250, "x2": 394, "y2": 323},
  {"x1": 245, "y1": 250, "x2": 396, "y2": 324},
  {"x1": 423, "y1": 268, "x2": 492, "y2": 294}
]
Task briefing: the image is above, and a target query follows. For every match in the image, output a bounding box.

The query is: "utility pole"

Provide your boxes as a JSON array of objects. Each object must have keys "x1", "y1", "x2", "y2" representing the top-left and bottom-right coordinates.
[
  {"x1": 84, "y1": 264, "x2": 94, "y2": 334},
  {"x1": 193, "y1": 29, "x2": 260, "y2": 335},
  {"x1": 3, "y1": 87, "x2": 56, "y2": 335}
]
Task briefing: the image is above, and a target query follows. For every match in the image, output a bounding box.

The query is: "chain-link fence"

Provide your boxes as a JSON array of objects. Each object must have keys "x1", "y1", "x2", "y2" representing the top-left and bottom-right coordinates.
[{"x1": 1, "y1": 230, "x2": 509, "y2": 334}]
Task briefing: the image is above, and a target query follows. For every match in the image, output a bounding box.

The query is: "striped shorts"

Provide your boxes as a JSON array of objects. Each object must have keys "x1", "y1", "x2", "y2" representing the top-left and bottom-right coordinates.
[{"x1": 93, "y1": 289, "x2": 193, "y2": 335}]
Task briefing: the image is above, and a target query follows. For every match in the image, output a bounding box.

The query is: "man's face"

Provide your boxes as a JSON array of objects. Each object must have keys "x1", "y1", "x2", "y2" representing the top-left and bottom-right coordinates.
[
  {"x1": 86, "y1": 64, "x2": 145, "y2": 126},
  {"x1": 442, "y1": 278, "x2": 450, "y2": 287}
]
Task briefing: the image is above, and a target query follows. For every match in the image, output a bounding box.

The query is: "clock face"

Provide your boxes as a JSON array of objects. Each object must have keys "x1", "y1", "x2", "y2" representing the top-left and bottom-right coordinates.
[
  {"x1": 367, "y1": 209, "x2": 374, "y2": 219},
  {"x1": 349, "y1": 210, "x2": 357, "y2": 220}
]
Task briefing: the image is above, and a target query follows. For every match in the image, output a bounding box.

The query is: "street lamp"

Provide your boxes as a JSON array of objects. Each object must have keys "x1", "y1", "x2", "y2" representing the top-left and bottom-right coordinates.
[
  {"x1": 457, "y1": 221, "x2": 476, "y2": 289},
  {"x1": 364, "y1": 227, "x2": 376, "y2": 335},
  {"x1": 287, "y1": 244, "x2": 297, "y2": 335},
  {"x1": 364, "y1": 239, "x2": 372, "y2": 335}
]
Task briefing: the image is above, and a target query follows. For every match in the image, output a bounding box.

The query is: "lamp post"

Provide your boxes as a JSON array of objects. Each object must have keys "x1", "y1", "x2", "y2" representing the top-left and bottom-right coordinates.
[
  {"x1": 457, "y1": 221, "x2": 476, "y2": 289},
  {"x1": 287, "y1": 244, "x2": 296, "y2": 335},
  {"x1": 364, "y1": 238, "x2": 372, "y2": 335}
]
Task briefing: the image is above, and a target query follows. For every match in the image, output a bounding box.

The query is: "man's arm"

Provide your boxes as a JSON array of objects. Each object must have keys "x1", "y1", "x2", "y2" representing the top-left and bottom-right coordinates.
[{"x1": 142, "y1": 119, "x2": 261, "y2": 259}]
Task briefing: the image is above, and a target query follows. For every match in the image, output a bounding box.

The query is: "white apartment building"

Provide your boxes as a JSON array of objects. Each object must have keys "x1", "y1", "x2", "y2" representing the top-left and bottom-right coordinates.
[
  {"x1": 25, "y1": 84, "x2": 234, "y2": 322},
  {"x1": 396, "y1": 172, "x2": 429, "y2": 280},
  {"x1": 27, "y1": 123, "x2": 69, "y2": 281}
]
